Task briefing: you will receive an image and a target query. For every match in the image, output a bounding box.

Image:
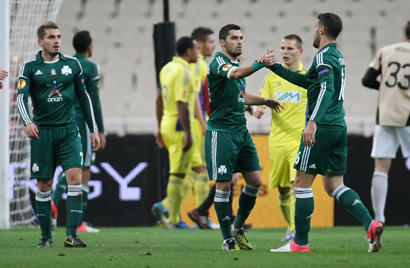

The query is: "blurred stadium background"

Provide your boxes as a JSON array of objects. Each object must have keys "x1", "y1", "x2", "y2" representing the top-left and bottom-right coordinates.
[{"x1": 1, "y1": 0, "x2": 410, "y2": 229}]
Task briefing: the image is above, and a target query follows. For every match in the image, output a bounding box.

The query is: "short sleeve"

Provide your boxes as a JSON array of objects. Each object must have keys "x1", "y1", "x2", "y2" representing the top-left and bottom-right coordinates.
[
  {"x1": 210, "y1": 55, "x2": 237, "y2": 79},
  {"x1": 174, "y1": 66, "x2": 190, "y2": 103},
  {"x1": 369, "y1": 48, "x2": 383, "y2": 71}
]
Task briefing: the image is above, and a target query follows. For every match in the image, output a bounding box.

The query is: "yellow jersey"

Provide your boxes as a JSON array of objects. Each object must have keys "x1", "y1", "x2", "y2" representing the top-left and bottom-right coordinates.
[
  {"x1": 160, "y1": 56, "x2": 195, "y2": 133},
  {"x1": 190, "y1": 54, "x2": 208, "y2": 120},
  {"x1": 259, "y1": 62, "x2": 307, "y2": 147}
]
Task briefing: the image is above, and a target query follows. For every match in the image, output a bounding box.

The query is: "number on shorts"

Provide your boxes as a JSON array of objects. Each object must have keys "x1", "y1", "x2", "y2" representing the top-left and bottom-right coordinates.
[
  {"x1": 295, "y1": 151, "x2": 301, "y2": 164},
  {"x1": 80, "y1": 152, "x2": 83, "y2": 165}
]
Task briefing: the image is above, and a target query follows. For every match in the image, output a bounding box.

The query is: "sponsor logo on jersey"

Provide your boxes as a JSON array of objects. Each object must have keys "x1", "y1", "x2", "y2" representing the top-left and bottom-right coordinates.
[
  {"x1": 18, "y1": 79, "x2": 26, "y2": 89},
  {"x1": 222, "y1": 65, "x2": 232, "y2": 71},
  {"x1": 238, "y1": 85, "x2": 245, "y2": 102},
  {"x1": 274, "y1": 91, "x2": 301, "y2": 102},
  {"x1": 318, "y1": 68, "x2": 329, "y2": 76},
  {"x1": 61, "y1": 65, "x2": 72, "y2": 76},
  {"x1": 35, "y1": 70, "x2": 43, "y2": 75}
]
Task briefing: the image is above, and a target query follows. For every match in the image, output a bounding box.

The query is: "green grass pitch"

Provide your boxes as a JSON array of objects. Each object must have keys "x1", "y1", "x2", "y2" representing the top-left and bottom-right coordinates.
[{"x1": 0, "y1": 226, "x2": 409, "y2": 268}]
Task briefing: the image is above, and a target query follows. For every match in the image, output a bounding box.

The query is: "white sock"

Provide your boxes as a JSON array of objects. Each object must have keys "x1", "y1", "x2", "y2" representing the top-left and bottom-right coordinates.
[{"x1": 370, "y1": 171, "x2": 388, "y2": 223}]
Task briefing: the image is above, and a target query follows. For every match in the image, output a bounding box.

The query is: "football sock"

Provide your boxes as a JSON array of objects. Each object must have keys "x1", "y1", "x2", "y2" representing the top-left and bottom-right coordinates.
[
  {"x1": 66, "y1": 185, "x2": 83, "y2": 236},
  {"x1": 36, "y1": 190, "x2": 52, "y2": 239},
  {"x1": 79, "y1": 185, "x2": 89, "y2": 226},
  {"x1": 52, "y1": 173, "x2": 67, "y2": 207},
  {"x1": 161, "y1": 197, "x2": 170, "y2": 210},
  {"x1": 197, "y1": 183, "x2": 216, "y2": 215},
  {"x1": 294, "y1": 187, "x2": 314, "y2": 246},
  {"x1": 214, "y1": 189, "x2": 232, "y2": 240},
  {"x1": 194, "y1": 172, "x2": 210, "y2": 207},
  {"x1": 167, "y1": 175, "x2": 184, "y2": 225},
  {"x1": 233, "y1": 184, "x2": 260, "y2": 230},
  {"x1": 333, "y1": 185, "x2": 373, "y2": 231},
  {"x1": 278, "y1": 190, "x2": 295, "y2": 230},
  {"x1": 182, "y1": 173, "x2": 195, "y2": 201},
  {"x1": 370, "y1": 172, "x2": 388, "y2": 223}
]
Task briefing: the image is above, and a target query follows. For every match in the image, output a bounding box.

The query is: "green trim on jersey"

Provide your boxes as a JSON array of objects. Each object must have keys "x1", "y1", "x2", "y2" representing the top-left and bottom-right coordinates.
[
  {"x1": 17, "y1": 51, "x2": 97, "y2": 133},
  {"x1": 270, "y1": 43, "x2": 346, "y2": 131},
  {"x1": 207, "y1": 52, "x2": 247, "y2": 132},
  {"x1": 73, "y1": 53, "x2": 105, "y2": 132}
]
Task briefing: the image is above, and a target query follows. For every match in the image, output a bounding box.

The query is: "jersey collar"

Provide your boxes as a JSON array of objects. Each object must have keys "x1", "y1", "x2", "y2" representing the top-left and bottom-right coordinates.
[
  {"x1": 73, "y1": 53, "x2": 87, "y2": 60},
  {"x1": 36, "y1": 51, "x2": 67, "y2": 64},
  {"x1": 318, "y1": 42, "x2": 337, "y2": 53},
  {"x1": 216, "y1": 52, "x2": 239, "y2": 65},
  {"x1": 198, "y1": 53, "x2": 204, "y2": 60},
  {"x1": 172, "y1": 56, "x2": 190, "y2": 67}
]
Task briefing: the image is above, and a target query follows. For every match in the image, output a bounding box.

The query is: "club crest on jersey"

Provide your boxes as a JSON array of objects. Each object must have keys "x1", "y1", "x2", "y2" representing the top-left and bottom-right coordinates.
[
  {"x1": 18, "y1": 79, "x2": 26, "y2": 89},
  {"x1": 318, "y1": 68, "x2": 329, "y2": 76},
  {"x1": 223, "y1": 65, "x2": 232, "y2": 71},
  {"x1": 61, "y1": 65, "x2": 72, "y2": 76}
]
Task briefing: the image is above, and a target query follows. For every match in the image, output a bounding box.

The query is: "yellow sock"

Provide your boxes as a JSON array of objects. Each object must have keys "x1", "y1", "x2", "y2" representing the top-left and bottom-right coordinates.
[
  {"x1": 167, "y1": 175, "x2": 184, "y2": 225},
  {"x1": 278, "y1": 191, "x2": 295, "y2": 231},
  {"x1": 194, "y1": 172, "x2": 210, "y2": 207},
  {"x1": 181, "y1": 173, "x2": 195, "y2": 201},
  {"x1": 161, "y1": 197, "x2": 170, "y2": 210},
  {"x1": 290, "y1": 189, "x2": 296, "y2": 230}
]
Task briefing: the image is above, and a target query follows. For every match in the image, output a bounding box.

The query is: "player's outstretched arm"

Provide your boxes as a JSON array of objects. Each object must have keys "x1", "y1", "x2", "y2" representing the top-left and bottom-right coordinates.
[
  {"x1": 228, "y1": 49, "x2": 276, "y2": 80},
  {"x1": 245, "y1": 92, "x2": 284, "y2": 113},
  {"x1": 177, "y1": 101, "x2": 193, "y2": 151},
  {"x1": 268, "y1": 63, "x2": 310, "y2": 89}
]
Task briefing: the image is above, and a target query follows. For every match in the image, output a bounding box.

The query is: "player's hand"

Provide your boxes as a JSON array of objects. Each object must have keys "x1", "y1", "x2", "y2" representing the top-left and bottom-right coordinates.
[
  {"x1": 25, "y1": 123, "x2": 39, "y2": 139},
  {"x1": 303, "y1": 120, "x2": 317, "y2": 148},
  {"x1": 256, "y1": 53, "x2": 265, "y2": 63},
  {"x1": 265, "y1": 98, "x2": 284, "y2": 113},
  {"x1": 91, "y1": 132, "x2": 101, "y2": 151},
  {"x1": 156, "y1": 130, "x2": 165, "y2": 149},
  {"x1": 0, "y1": 81, "x2": 3, "y2": 89},
  {"x1": 0, "y1": 69, "x2": 8, "y2": 80},
  {"x1": 98, "y1": 132, "x2": 107, "y2": 151},
  {"x1": 263, "y1": 48, "x2": 276, "y2": 67},
  {"x1": 253, "y1": 107, "x2": 265, "y2": 119},
  {"x1": 201, "y1": 121, "x2": 207, "y2": 136},
  {"x1": 183, "y1": 133, "x2": 193, "y2": 152}
]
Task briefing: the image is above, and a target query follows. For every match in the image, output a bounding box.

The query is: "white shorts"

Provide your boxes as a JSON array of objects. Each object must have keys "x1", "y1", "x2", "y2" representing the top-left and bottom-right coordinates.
[{"x1": 371, "y1": 125, "x2": 410, "y2": 158}]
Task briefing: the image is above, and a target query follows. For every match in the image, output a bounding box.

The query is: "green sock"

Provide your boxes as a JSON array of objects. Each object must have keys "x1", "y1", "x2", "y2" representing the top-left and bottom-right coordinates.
[
  {"x1": 66, "y1": 185, "x2": 83, "y2": 236},
  {"x1": 36, "y1": 190, "x2": 52, "y2": 239},
  {"x1": 234, "y1": 184, "x2": 260, "y2": 230},
  {"x1": 332, "y1": 185, "x2": 373, "y2": 231},
  {"x1": 214, "y1": 189, "x2": 232, "y2": 240},
  {"x1": 52, "y1": 174, "x2": 67, "y2": 207},
  {"x1": 79, "y1": 185, "x2": 89, "y2": 226},
  {"x1": 294, "y1": 187, "x2": 314, "y2": 246}
]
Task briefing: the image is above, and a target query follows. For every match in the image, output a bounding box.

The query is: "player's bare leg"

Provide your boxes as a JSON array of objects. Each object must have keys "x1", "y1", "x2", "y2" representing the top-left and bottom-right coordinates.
[
  {"x1": 64, "y1": 167, "x2": 86, "y2": 247},
  {"x1": 36, "y1": 178, "x2": 53, "y2": 248}
]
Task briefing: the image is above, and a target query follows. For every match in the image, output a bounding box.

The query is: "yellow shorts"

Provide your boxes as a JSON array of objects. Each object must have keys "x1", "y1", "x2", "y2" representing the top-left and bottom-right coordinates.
[
  {"x1": 191, "y1": 119, "x2": 206, "y2": 168},
  {"x1": 268, "y1": 145, "x2": 299, "y2": 189},
  {"x1": 162, "y1": 130, "x2": 193, "y2": 174}
]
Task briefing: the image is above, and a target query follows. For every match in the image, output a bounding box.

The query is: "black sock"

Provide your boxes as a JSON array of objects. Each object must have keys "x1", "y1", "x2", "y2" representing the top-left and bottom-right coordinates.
[{"x1": 197, "y1": 183, "x2": 216, "y2": 215}]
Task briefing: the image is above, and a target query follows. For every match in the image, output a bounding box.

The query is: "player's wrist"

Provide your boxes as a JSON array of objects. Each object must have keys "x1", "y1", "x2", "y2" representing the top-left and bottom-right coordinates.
[{"x1": 252, "y1": 61, "x2": 265, "y2": 71}]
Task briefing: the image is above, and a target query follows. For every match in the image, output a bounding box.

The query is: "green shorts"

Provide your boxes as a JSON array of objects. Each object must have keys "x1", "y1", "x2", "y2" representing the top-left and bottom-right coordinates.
[
  {"x1": 294, "y1": 129, "x2": 347, "y2": 176},
  {"x1": 205, "y1": 130, "x2": 261, "y2": 181},
  {"x1": 30, "y1": 126, "x2": 83, "y2": 179},
  {"x1": 75, "y1": 115, "x2": 95, "y2": 167}
]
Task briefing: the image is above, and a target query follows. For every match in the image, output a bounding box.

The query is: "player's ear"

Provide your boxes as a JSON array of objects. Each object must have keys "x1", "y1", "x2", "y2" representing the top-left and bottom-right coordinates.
[
  {"x1": 219, "y1": 39, "x2": 225, "y2": 47},
  {"x1": 299, "y1": 48, "x2": 303, "y2": 55}
]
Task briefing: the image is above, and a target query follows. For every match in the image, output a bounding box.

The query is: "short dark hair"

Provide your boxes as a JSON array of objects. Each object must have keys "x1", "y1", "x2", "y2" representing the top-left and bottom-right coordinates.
[
  {"x1": 176, "y1": 36, "x2": 195, "y2": 56},
  {"x1": 37, "y1": 21, "x2": 59, "y2": 39},
  {"x1": 191, "y1": 27, "x2": 214, "y2": 43},
  {"x1": 317, "y1": 13, "x2": 343, "y2": 40},
  {"x1": 405, "y1": 21, "x2": 410, "y2": 39},
  {"x1": 73, "y1": 31, "x2": 92, "y2": 53},
  {"x1": 219, "y1": 24, "x2": 241, "y2": 41},
  {"x1": 283, "y1": 34, "x2": 303, "y2": 49}
]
